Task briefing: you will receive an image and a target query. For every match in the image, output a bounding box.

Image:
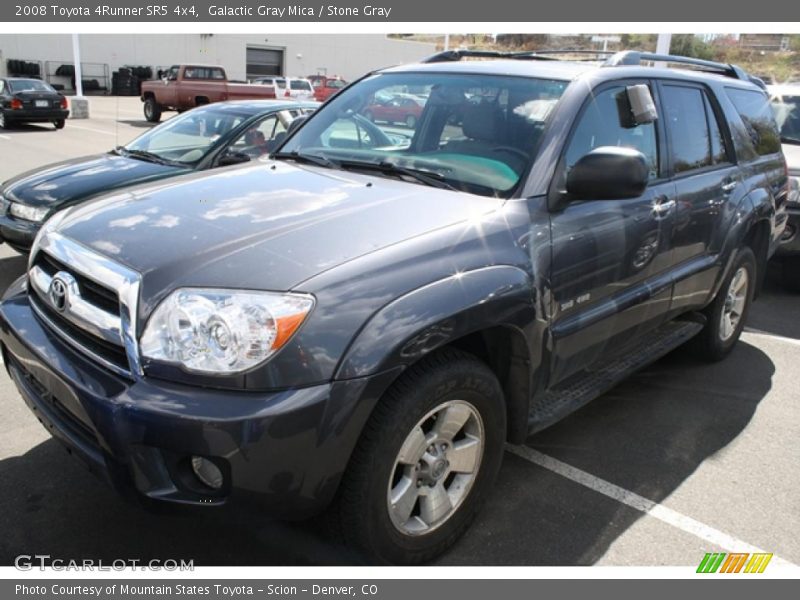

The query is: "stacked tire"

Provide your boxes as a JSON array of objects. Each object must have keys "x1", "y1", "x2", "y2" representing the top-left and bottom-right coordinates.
[
  {"x1": 112, "y1": 66, "x2": 152, "y2": 96},
  {"x1": 6, "y1": 59, "x2": 41, "y2": 77}
]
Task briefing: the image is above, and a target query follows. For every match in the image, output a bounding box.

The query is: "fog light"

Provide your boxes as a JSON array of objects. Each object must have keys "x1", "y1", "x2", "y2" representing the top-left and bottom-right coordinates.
[{"x1": 190, "y1": 456, "x2": 223, "y2": 490}]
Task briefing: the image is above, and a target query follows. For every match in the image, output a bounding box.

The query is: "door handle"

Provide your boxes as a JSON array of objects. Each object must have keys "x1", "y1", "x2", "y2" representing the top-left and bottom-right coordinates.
[
  {"x1": 722, "y1": 180, "x2": 738, "y2": 194},
  {"x1": 653, "y1": 196, "x2": 675, "y2": 216}
]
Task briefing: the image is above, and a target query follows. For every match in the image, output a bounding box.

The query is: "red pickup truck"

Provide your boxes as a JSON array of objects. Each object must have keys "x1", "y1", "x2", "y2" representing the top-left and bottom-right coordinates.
[
  {"x1": 308, "y1": 75, "x2": 348, "y2": 102},
  {"x1": 141, "y1": 64, "x2": 276, "y2": 122}
]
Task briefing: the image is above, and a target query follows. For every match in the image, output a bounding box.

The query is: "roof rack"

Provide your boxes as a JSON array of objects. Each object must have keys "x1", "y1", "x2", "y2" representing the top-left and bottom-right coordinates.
[
  {"x1": 603, "y1": 50, "x2": 766, "y2": 88},
  {"x1": 421, "y1": 49, "x2": 612, "y2": 63}
]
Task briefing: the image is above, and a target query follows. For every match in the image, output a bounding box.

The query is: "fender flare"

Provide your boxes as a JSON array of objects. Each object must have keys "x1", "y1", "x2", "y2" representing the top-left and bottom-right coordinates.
[{"x1": 335, "y1": 265, "x2": 536, "y2": 381}]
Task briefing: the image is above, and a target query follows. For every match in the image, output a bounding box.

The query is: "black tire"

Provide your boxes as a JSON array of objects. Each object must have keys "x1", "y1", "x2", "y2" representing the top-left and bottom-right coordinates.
[
  {"x1": 143, "y1": 97, "x2": 161, "y2": 123},
  {"x1": 405, "y1": 114, "x2": 417, "y2": 129},
  {"x1": 779, "y1": 257, "x2": 800, "y2": 292},
  {"x1": 330, "y1": 348, "x2": 506, "y2": 564},
  {"x1": 52, "y1": 119, "x2": 65, "y2": 130},
  {"x1": 692, "y1": 246, "x2": 756, "y2": 361}
]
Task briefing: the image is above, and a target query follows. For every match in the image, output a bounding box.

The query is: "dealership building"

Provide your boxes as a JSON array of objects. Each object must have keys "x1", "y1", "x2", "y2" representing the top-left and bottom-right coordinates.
[{"x1": 0, "y1": 34, "x2": 437, "y2": 92}]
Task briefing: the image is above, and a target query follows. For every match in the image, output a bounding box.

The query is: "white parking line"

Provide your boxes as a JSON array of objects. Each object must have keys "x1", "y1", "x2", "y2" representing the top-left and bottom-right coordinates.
[
  {"x1": 743, "y1": 328, "x2": 800, "y2": 347},
  {"x1": 65, "y1": 124, "x2": 117, "y2": 136},
  {"x1": 507, "y1": 444, "x2": 795, "y2": 567}
]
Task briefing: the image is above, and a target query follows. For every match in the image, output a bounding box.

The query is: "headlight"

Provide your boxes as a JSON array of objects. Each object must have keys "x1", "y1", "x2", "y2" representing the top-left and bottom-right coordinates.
[
  {"x1": 9, "y1": 202, "x2": 49, "y2": 223},
  {"x1": 140, "y1": 288, "x2": 315, "y2": 375}
]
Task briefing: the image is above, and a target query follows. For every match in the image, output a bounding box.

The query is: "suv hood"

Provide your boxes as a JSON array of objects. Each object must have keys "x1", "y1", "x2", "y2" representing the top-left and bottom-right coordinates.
[
  {"x1": 55, "y1": 161, "x2": 502, "y2": 310},
  {"x1": 3, "y1": 153, "x2": 184, "y2": 208}
]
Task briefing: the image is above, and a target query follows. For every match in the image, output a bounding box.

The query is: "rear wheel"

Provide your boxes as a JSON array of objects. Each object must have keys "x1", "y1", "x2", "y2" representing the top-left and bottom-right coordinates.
[
  {"x1": 692, "y1": 247, "x2": 756, "y2": 361},
  {"x1": 52, "y1": 119, "x2": 65, "y2": 130},
  {"x1": 330, "y1": 348, "x2": 506, "y2": 564},
  {"x1": 143, "y1": 97, "x2": 161, "y2": 123},
  {"x1": 780, "y1": 257, "x2": 800, "y2": 292}
]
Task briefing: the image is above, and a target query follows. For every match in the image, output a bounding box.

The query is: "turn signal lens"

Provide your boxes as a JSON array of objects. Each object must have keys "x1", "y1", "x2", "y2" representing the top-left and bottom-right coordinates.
[
  {"x1": 10, "y1": 98, "x2": 22, "y2": 110},
  {"x1": 60, "y1": 97, "x2": 68, "y2": 109}
]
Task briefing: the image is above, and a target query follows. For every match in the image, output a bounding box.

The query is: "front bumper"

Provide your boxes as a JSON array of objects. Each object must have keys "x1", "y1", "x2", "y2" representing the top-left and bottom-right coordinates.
[
  {"x1": 2, "y1": 108, "x2": 69, "y2": 123},
  {"x1": 0, "y1": 213, "x2": 38, "y2": 252},
  {"x1": 0, "y1": 279, "x2": 396, "y2": 518}
]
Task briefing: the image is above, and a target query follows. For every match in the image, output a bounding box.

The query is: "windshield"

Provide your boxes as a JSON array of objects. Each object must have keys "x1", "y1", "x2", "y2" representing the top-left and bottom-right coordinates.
[
  {"x1": 278, "y1": 72, "x2": 567, "y2": 197},
  {"x1": 771, "y1": 93, "x2": 800, "y2": 143},
  {"x1": 125, "y1": 105, "x2": 253, "y2": 164},
  {"x1": 9, "y1": 79, "x2": 55, "y2": 93}
]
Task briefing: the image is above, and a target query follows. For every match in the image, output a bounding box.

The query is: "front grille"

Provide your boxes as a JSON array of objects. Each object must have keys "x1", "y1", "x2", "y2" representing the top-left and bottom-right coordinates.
[
  {"x1": 27, "y1": 234, "x2": 142, "y2": 378},
  {"x1": 34, "y1": 252, "x2": 119, "y2": 314},
  {"x1": 30, "y1": 292, "x2": 130, "y2": 373}
]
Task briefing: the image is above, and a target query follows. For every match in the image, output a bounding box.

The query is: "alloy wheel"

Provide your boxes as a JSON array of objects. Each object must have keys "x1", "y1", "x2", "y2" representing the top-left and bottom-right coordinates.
[{"x1": 720, "y1": 266, "x2": 749, "y2": 341}]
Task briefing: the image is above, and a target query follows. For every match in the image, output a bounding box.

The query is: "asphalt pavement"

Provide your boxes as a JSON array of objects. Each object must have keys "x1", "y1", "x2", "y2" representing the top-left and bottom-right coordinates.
[{"x1": 0, "y1": 98, "x2": 798, "y2": 567}]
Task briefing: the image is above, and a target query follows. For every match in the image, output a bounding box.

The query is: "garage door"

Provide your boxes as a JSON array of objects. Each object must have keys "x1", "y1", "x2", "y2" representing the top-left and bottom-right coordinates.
[{"x1": 246, "y1": 47, "x2": 283, "y2": 81}]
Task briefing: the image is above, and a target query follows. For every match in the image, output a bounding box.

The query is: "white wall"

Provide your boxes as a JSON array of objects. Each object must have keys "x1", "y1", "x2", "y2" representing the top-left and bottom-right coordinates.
[{"x1": 0, "y1": 34, "x2": 437, "y2": 85}]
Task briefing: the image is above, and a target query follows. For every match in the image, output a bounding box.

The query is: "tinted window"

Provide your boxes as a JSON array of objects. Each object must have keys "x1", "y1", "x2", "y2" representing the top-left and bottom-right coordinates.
[
  {"x1": 566, "y1": 86, "x2": 659, "y2": 179},
  {"x1": 291, "y1": 80, "x2": 311, "y2": 91},
  {"x1": 726, "y1": 87, "x2": 782, "y2": 155},
  {"x1": 705, "y1": 95, "x2": 729, "y2": 165},
  {"x1": 8, "y1": 79, "x2": 55, "y2": 93},
  {"x1": 770, "y1": 93, "x2": 800, "y2": 142},
  {"x1": 662, "y1": 86, "x2": 712, "y2": 174}
]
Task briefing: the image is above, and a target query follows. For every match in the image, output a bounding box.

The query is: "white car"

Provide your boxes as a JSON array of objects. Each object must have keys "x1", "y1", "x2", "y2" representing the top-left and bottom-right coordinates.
[{"x1": 253, "y1": 77, "x2": 315, "y2": 101}]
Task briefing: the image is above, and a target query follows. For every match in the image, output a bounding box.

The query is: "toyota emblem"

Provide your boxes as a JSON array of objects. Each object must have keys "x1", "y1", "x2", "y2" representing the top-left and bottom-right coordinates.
[{"x1": 48, "y1": 275, "x2": 69, "y2": 313}]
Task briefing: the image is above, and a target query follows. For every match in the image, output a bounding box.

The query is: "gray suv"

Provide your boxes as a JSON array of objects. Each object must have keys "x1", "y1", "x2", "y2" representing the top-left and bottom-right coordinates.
[{"x1": 0, "y1": 50, "x2": 789, "y2": 564}]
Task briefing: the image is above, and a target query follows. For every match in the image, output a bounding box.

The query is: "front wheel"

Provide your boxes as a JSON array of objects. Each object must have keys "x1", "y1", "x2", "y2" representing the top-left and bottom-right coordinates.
[
  {"x1": 692, "y1": 246, "x2": 756, "y2": 361},
  {"x1": 330, "y1": 348, "x2": 506, "y2": 564},
  {"x1": 143, "y1": 97, "x2": 162, "y2": 123}
]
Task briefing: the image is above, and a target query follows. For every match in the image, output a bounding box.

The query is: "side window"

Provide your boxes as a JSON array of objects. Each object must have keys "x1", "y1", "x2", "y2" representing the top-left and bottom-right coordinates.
[
  {"x1": 167, "y1": 67, "x2": 179, "y2": 81},
  {"x1": 661, "y1": 85, "x2": 712, "y2": 174},
  {"x1": 209, "y1": 68, "x2": 225, "y2": 80},
  {"x1": 565, "y1": 86, "x2": 659, "y2": 179},
  {"x1": 726, "y1": 87, "x2": 782, "y2": 156},
  {"x1": 705, "y1": 95, "x2": 729, "y2": 165}
]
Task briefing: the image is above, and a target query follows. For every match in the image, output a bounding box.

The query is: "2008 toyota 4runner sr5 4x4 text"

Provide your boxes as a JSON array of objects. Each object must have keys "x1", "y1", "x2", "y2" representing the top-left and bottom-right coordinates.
[{"x1": 0, "y1": 50, "x2": 789, "y2": 564}]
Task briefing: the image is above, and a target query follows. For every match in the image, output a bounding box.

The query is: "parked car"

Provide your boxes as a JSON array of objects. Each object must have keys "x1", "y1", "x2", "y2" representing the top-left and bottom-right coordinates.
[
  {"x1": 308, "y1": 75, "x2": 347, "y2": 102},
  {"x1": 0, "y1": 77, "x2": 69, "y2": 130},
  {"x1": 0, "y1": 51, "x2": 788, "y2": 565},
  {"x1": 0, "y1": 100, "x2": 316, "y2": 253},
  {"x1": 769, "y1": 83, "x2": 800, "y2": 289},
  {"x1": 362, "y1": 93, "x2": 425, "y2": 128},
  {"x1": 252, "y1": 77, "x2": 315, "y2": 101},
  {"x1": 140, "y1": 65, "x2": 278, "y2": 122}
]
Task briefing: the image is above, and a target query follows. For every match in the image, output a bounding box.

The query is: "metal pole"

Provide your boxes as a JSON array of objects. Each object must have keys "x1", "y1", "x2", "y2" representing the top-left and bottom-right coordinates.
[
  {"x1": 656, "y1": 33, "x2": 672, "y2": 55},
  {"x1": 444, "y1": 33, "x2": 450, "y2": 51},
  {"x1": 71, "y1": 33, "x2": 83, "y2": 97}
]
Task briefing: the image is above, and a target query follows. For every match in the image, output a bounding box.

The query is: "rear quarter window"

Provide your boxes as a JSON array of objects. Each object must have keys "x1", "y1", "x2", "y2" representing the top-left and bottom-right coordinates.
[{"x1": 725, "y1": 87, "x2": 782, "y2": 156}]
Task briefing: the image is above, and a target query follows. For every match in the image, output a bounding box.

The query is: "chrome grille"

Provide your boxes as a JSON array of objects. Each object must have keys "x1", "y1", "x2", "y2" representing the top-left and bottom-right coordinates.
[{"x1": 27, "y1": 232, "x2": 143, "y2": 378}]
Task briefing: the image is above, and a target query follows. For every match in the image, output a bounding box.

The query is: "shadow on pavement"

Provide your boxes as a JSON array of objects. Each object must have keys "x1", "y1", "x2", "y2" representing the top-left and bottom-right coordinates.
[
  {"x1": 745, "y1": 263, "x2": 800, "y2": 340},
  {"x1": 0, "y1": 339, "x2": 773, "y2": 566}
]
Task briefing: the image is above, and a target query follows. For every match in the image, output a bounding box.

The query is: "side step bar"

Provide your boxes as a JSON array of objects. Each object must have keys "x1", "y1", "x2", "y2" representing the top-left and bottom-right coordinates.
[{"x1": 528, "y1": 319, "x2": 704, "y2": 435}]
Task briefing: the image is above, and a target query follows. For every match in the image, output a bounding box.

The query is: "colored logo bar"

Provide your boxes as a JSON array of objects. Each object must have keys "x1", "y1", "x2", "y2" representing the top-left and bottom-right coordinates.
[{"x1": 697, "y1": 552, "x2": 773, "y2": 573}]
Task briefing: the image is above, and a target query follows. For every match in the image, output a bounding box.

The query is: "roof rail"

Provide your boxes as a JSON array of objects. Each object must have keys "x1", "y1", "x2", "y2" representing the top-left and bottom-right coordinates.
[
  {"x1": 603, "y1": 50, "x2": 765, "y2": 88},
  {"x1": 421, "y1": 49, "x2": 613, "y2": 64}
]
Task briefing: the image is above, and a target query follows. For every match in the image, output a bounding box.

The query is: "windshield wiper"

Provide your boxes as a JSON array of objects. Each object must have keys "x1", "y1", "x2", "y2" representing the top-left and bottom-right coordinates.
[
  {"x1": 117, "y1": 147, "x2": 175, "y2": 166},
  {"x1": 271, "y1": 150, "x2": 339, "y2": 169},
  {"x1": 337, "y1": 159, "x2": 459, "y2": 191}
]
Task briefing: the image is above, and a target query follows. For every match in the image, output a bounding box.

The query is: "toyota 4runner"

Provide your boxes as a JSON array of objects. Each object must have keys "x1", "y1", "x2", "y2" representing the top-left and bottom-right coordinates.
[{"x1": 0, "y1": 50, "x2": 789, "y2": 564}]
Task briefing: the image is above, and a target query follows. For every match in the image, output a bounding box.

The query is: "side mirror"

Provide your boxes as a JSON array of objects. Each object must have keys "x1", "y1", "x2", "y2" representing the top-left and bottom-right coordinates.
[
  {"x1": 218, "y1": 150, "x2": 251, "y2": 167},
  {"x1": 566, "y1": 146, "x2": 649, "y2": 200},
  {"x1": 287, "y1": 115, "x2": 308, "y2": 135}
]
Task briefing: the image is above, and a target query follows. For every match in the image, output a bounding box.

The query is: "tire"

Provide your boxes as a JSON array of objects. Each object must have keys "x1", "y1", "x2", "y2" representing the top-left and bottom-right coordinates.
[
  {"x1": 692, "y1": 246, "x2": 756, "y2": 361},
  {"x1": 330, "y1": 348, "x2": 506, "y2": 564},
  {"x1": 53, "y1": 119, "x2": 65, "y2": 130},
  {"x1": 779, "y1": 257, "x2": 800, "y2": 292},
  {"x1": 143, "y1": 97, "x2": 161, "y2": 123},
  {"x1": 405, "y1": 114, "x2": 417, "y2": 129}
]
